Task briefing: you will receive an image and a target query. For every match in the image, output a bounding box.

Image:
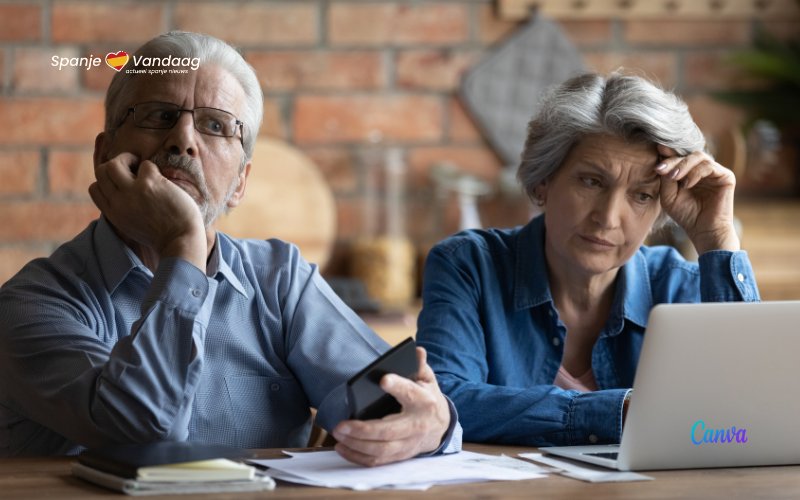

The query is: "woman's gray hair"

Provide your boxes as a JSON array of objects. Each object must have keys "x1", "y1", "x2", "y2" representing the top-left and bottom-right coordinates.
[
  {"x1": 517, "y1": 72, "x2": 705, "y2": 203},
  {"x1": 104, "y1": 31, "x2": 264, "y2": 165}
]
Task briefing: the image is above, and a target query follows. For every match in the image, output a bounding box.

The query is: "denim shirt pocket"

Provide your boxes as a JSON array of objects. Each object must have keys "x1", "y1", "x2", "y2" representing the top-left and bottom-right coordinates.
[{"x1": 224, "y1": 375, "x2": 312, "y2": 448}]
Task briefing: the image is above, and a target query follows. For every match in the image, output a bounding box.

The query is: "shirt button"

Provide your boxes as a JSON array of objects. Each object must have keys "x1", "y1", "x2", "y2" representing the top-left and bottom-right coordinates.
[
  {"x1": 270, "y1": 383, "x2": 281, "y2": 392},
  {"x1": 191, "y1": 288, "x2": 202, "y2": 298},
  {"x1": 548, "y1": 309, "x2": 553, "y2": 317},
  {"x1": 737, "y1": 273, "x2": 745, "y2": 282},
  {"x1": 552, "y1": 337, "x2": 561, "y2": 347},
  {"x1": 589, "y1": 434, "x2": 599, "y2": 444}
]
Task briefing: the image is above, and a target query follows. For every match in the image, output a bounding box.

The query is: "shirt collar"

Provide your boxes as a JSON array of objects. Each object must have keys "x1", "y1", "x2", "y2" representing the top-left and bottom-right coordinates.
[
  {"x1": 207, "y1": 233, "x2": 248, "y2": 298},
  {"x1": 618, "y1": 250, "x2": 653, "y2": 328},
  {"x1": 512, "y1": 214, "x2": 652, "y2": 328},
  {"x1": 513, "y1": 215, "x2": 553, "y2": 311},
  {"x1": 95, "y1": 216, "x2": 248, "y2": 298}
]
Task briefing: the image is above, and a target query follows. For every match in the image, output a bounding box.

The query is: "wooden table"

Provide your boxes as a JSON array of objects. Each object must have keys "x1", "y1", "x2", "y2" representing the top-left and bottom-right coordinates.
[{"x1": 3, "y1": 443, "x2": 800, "y2": 499}]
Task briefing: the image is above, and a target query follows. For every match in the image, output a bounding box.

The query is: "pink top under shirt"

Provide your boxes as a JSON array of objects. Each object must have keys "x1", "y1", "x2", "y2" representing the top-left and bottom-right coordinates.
[{"x1": 553, "y1": 365, "x2": 598, "y2": 392}]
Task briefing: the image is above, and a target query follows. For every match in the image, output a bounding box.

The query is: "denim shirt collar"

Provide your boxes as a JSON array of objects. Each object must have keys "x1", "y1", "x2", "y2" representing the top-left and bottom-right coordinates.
[
  {"x1": 95, "y1": 216, "x2": 247, "y2": 298},
  {"x1": 512, "y1": 214, "x2": 652, "y2": 333},
  {"x1": 513, "y1": 215, "x2": 553, "y2": 311}
]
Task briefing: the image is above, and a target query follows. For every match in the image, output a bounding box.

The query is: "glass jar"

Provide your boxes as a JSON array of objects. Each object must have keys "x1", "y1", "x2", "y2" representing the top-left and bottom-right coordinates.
[{"x1": 350, "y1": 148, "x2": 415, "y2": 311}]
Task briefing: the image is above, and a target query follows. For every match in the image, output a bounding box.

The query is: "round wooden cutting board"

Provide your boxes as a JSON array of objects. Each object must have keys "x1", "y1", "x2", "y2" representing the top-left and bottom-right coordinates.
[{"x1": 216, "y1": 137, "x2": 337, "y2": 269}]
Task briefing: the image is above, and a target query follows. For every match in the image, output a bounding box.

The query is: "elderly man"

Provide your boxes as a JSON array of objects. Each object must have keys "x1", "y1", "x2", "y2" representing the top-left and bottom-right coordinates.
[{"x1": 0, "y1": 31, "x2": 460, "y2": 464}]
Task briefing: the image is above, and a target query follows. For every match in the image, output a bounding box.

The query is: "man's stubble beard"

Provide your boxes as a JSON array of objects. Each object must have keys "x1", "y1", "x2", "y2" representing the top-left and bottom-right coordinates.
[{"x1": 149, "y1": 152, "x2": 238, "y2": 227}]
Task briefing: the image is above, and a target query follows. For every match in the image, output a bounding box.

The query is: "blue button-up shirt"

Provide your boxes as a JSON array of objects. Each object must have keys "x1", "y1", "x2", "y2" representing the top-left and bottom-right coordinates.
[
  {"x1": 0, "y1": 217, "x2": 461, "y2": 457},
  {"x1": 417, "y1": 214, "x2": 759, "y2": 447}
]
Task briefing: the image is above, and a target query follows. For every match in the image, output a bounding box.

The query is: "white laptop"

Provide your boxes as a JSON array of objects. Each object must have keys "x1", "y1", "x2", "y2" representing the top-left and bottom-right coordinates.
[{"x1": 541, "y1": 301, "x2": 800, "y2": 471}]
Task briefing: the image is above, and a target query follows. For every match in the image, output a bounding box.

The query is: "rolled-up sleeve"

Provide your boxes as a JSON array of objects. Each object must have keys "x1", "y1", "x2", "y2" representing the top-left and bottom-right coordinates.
[
  {"x1": 0, "y1": 257, "x2": 215, "y2": 452},
  {"x1": 698, "y1": 250, "x2": 760, "y2": 302}
]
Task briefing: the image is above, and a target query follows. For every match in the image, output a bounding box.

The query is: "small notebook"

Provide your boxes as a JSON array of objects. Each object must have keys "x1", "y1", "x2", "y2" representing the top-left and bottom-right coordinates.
[
  {"x1": 73, "y1": 442, "x2": 275, "y2": 495},
  {"x1": 135, "y1": 458, "x2": 254, "y2": 482},
  {"x1": 77, "y1": 441, "x2": 252, "y2": 479},
  {"x1": 72, "y1": 463, "x2": 275, "y2": 496}
]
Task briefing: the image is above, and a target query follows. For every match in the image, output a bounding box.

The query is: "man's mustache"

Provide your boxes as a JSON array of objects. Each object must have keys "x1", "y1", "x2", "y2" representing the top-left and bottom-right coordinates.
[{"x1": 149, "y1": 152, "x2": 203, "y2": 184}]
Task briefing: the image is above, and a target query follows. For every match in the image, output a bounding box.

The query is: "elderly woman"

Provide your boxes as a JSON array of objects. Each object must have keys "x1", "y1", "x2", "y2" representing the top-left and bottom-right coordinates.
[{"x1": 416, "y1": 72, "x2": 760, "y2": 447}]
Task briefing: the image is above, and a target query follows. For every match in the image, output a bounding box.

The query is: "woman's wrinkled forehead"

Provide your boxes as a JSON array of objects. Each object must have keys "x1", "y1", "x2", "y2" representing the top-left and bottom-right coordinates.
[{"x1": 563, "y1": 134, "x2": 659, "y2": 181}]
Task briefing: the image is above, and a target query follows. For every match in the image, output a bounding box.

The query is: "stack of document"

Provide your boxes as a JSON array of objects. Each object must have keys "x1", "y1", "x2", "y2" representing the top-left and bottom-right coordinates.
[
  {"x1": 72, "y1": 442, "x2": 275, "y2": 496},
  {"x1": 250, "y1": 450, "x2": 549, "y2": 490}
]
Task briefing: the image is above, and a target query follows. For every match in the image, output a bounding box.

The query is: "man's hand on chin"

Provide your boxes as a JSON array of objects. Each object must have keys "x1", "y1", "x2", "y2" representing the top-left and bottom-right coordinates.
[
  {"x1": 331, "y1": 347, "x2": 451, "y2": 467},
  {"x1": 89, "y1": 152, "x2": 207, "y2": 270}
]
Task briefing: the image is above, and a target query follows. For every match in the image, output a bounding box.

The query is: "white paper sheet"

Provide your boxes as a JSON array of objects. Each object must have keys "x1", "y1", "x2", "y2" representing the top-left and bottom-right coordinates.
[
  {"x1": 519, "y1": 453, "x2": 653, "y2": 483},
  {"x1": 248, "y1": 450, "x2": 548, "y2": 491}
]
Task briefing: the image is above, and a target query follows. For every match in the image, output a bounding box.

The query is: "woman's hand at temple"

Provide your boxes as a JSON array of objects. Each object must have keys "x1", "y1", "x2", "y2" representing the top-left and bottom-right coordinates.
[{"x1": 655, "y1": 145, "x2": 740, "y2": 254}]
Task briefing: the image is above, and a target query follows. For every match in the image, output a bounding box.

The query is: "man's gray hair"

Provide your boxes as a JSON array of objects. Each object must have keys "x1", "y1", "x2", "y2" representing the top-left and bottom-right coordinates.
[
  {"x1": 104, "y1": 31, "x2": 264, "y2": 163},
  {"x1": 517, "y1": 72, "x2": 705, "y2": 201}
]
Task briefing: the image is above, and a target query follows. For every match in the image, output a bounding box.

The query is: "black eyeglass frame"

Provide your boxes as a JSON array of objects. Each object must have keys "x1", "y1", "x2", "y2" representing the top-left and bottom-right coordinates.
[{"x1": 121, "y1": 101, "x2": 245, "y2": 147}]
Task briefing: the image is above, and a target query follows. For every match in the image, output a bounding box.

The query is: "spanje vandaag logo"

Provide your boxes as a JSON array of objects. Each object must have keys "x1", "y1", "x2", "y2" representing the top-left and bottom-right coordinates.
[
  {"x1": 105, "y1": 51, "x2": 129, "y2": 71},
  {"x1": 51, "y1": 51, "x2": 199, "y2": 74},
  {"x1": 691, "y1": 419, "x2": 748, "y2": 446}
]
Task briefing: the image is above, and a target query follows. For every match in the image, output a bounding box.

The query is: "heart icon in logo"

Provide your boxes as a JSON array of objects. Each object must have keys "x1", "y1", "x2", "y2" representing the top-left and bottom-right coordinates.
[{"x1": 105, "y1": 51, "x2": 129, "y2": 72}]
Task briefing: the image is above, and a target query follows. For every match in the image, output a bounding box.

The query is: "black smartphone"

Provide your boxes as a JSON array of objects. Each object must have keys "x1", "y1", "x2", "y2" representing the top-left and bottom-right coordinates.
[{"x1": 347, "y1": 337, "x2": 418, "y2": 420}]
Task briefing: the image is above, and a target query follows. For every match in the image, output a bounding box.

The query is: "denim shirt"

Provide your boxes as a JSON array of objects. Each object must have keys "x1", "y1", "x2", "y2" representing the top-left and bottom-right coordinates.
[
  {"x1": 0, "y1": 217, "x2": 461, "y2": 457},
  {"x1": 416, "y1": 215, "x2": 759, "y2": 447}
]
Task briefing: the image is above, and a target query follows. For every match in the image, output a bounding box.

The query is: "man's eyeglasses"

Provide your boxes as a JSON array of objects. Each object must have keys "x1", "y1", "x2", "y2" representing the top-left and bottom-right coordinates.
[{"x1": 123, "y1": 101, "x2": 244, "y2": 146}]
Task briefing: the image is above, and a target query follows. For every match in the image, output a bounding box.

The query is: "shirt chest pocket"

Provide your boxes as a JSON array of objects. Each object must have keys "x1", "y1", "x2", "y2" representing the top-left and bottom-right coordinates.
[{"x1": 224, "y1": 375, "x2": 312, "y2": 448}]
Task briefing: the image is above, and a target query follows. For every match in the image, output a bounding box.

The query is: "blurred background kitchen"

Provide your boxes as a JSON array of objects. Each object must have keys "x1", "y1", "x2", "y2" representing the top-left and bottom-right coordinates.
[{"x1": 1, "y1": 0, "x2": 798, "y2": 341}]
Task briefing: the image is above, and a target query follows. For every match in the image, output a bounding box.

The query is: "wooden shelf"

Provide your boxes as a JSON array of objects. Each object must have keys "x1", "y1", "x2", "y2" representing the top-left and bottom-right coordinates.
[{"x1": 498, "y1": 0, "x2": 800, "y2": 20}]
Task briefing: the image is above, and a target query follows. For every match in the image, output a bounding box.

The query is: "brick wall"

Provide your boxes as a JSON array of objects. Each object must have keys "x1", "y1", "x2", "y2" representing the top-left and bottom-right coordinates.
[{"x1": 0, "y1": 0, "x2": 797, "y2": 284}]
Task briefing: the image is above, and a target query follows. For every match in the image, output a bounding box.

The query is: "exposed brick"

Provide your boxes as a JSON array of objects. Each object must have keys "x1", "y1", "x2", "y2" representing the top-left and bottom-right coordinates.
[
  {"x1": 561, "y1": 20, "x2": 614, "y2": 47},
  {"x1": 434, "y1": 194, "x2": 525, "y2": 237},
  {"x1": 258, "y1": 97, "x2": 287, "y2": 140},
  {"x1": 405, "y1": 196, "x2": 443, "y2": 244},
  {"x1": 0, "y1": 246, "x2": 52, "y2": 286},
  {"x1": 329, "y1": 2, "x2": 468, "y2": 46},
  {"x1": 395, "y1": 49, "x2": 479, "y2": 91},
  {"x1": 583, "y1": 51, "x2": 678, "y2": 89},
  {"x1": 0, "y1": 98, "x2": 104, "y2": 146},
  {"x1": 448, "y1": 98, "x2": 484, "y2": 143},
  {"x1": 246, "y1": 51, "x2": 384, "y2": 91},
  {"x1": 13, "y1": 47, "x2": 81, "y2": 94},
  {"x1": 0, "y1": 4, "x2": 41, "y2": 41},
  {"x1": 48, "y1": 149, "x2": 95, "y2": 197},
  {"x1": 293, "y1": 96, "x2": 443, "y2": 144},
  {"x1": 0, "y1": 151, "x2": 40, "y2": 195},
  {"x1": 335, "y1": 197, "x2": 368, "y2": 240},
  {"x1": 303, "y1": 147, "x2": 360, "y2": 195},
  {"x1": 439, "y1": 195, "x2": 463, "y2": 240},
  {"x1": 683, "y1": 50, "x2": 765, "y2": 92},
  {"x1": 434, "y1": 193, "x2": 530, "y2": 239},
  {"x1": 81, "y1": 47, "x2": 118, "y2": 92},
  {"x1": 52, "y1": 2, "x2": 165, "y2": 43},
  {"x1": 479, "y1": 194, "x2": 535, "y2": 230},
  {"x1": 0, "y1": 201, "x2": 99, "y2": 242},
  {"x1": 683, "y1": 94, "x2": 746, "y2": 141},
  {"x1": 174, "y1": 3, "x2": 318, "y2": 46},
  {"x1": 407, "y1": 146, "x2": 502, "y2": 189},
  {"x1": 757, "y1": 21, "x2": 800, "y2": 41},
  {"x1": 477, "y1": 3, "x2": 519, "y2": 45},
  {"x1": 624, "y1": 20, "x2": 750, "y2": 46}
]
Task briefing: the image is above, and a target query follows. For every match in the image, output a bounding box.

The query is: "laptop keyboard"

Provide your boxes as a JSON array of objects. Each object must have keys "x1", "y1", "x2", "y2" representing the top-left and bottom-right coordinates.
[{"x1": 584, "y1": 452, "x2": 619, "y2": 460}]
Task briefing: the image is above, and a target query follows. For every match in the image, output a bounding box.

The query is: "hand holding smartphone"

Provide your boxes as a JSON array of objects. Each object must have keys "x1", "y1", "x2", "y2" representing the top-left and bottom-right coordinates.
[{"x1": 347, "y1": 338, "x2": 418, "y2": 421}]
